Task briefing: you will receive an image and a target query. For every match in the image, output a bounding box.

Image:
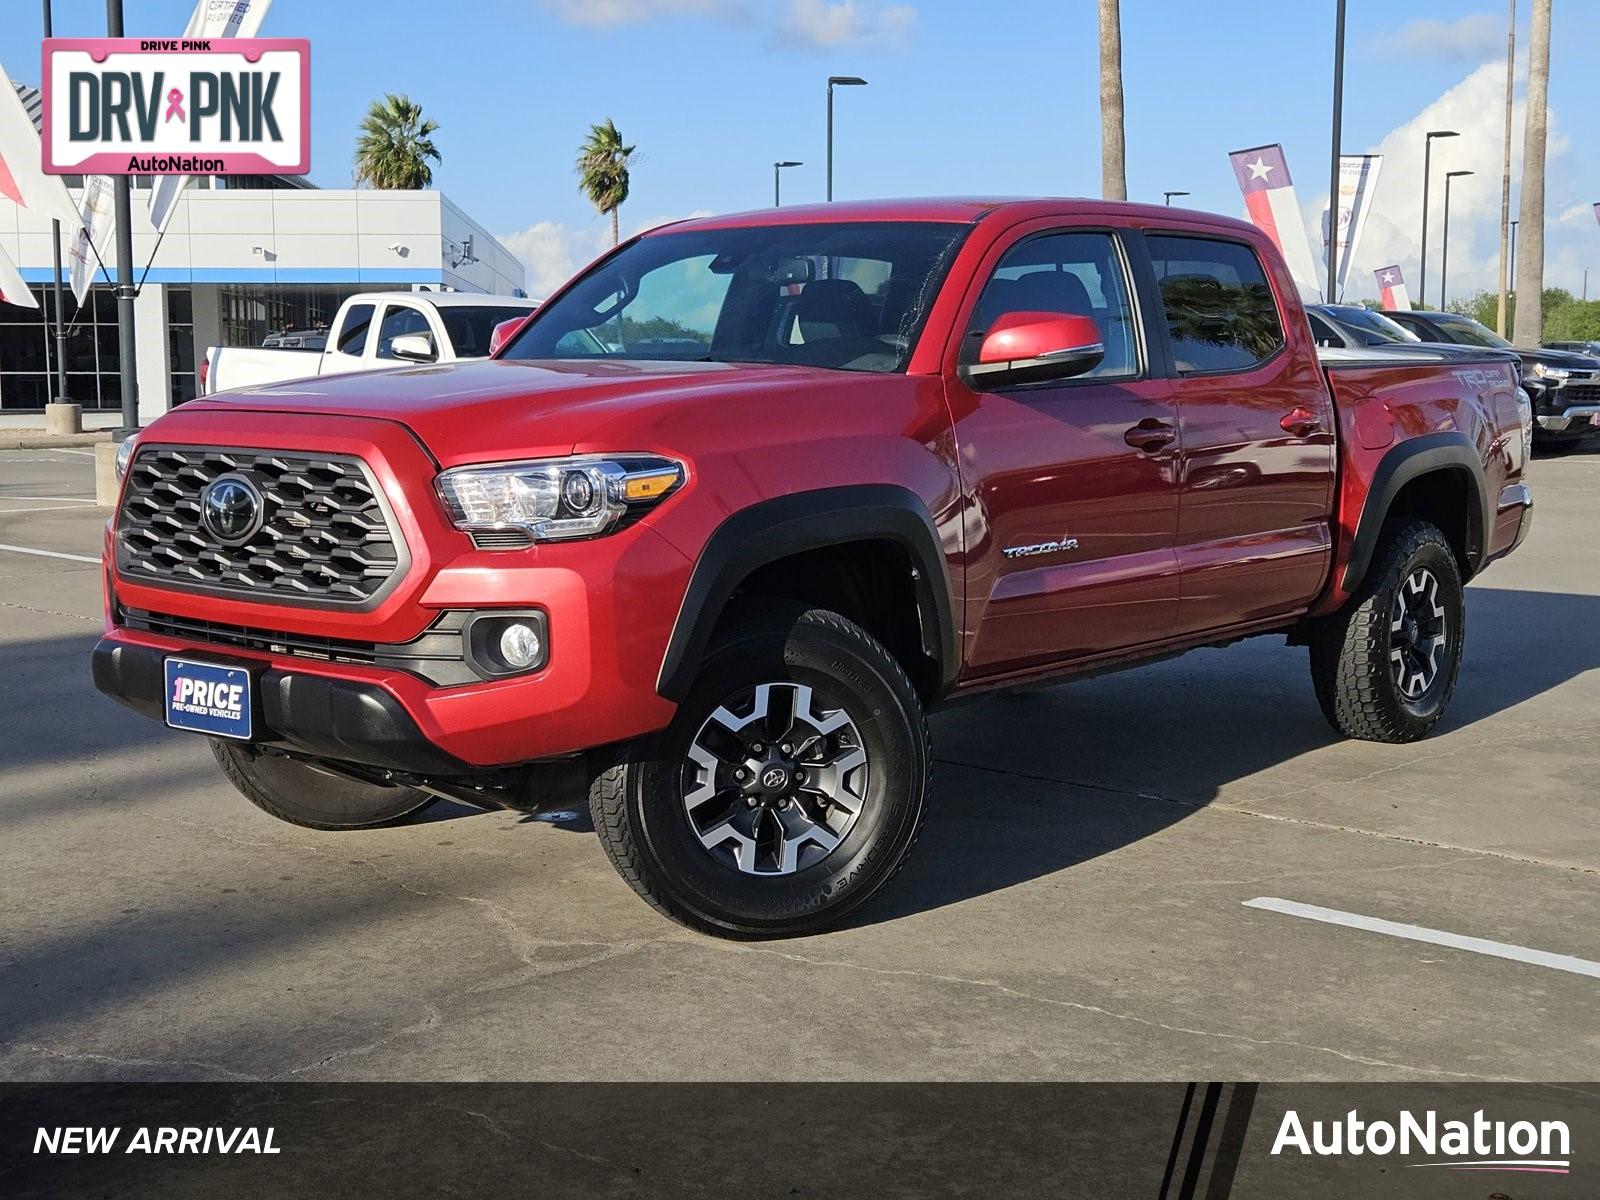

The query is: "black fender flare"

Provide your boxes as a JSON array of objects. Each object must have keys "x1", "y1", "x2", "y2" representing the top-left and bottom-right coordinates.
[
  {"x1": 656, "y1": 485, "x2": 958, "y2": 702},
  {"x1": 1342, "y1": 431, "x2": 1489, "y2": 593}
]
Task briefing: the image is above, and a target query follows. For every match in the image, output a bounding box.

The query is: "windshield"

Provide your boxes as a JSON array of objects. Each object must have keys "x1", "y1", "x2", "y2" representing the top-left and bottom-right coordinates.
[
  {"x1": 1327, "y1": 305, "x2": 1419, "y2": 344},
  {"x1": 438, "y1": 307, "x2": 532, "y2": 358},
  {"x1": 502, "y1": 221, "x2": 968, "y2": 373},
  {"x1": 1434, "y1": 314, "x2": 1513, "y2": 349}
]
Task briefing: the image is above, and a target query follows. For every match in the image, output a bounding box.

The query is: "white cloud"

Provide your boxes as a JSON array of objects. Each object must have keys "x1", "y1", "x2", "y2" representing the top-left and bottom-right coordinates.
[
  {"x1": 539, "y1": 0, "x2": 737, "y2": 27},
  {"x1": 1557, "y1": 202, "x2": 1593, "y2": 224},
  {"x1": 1374, "y1": 13, "x2": 1503, "y2": 60},
  {"x1": 498, "y1": 210, "x2": 713, "y2": 298},
  {"x1": 778, "y1": 0, "x2": 916, "y2": 48},
  {"x1": 537, "y1": 0, "x2": 915, "y2": 46},
  {"x1": 1294, "y1": 58, "x2": 1582, "y2": 304}
]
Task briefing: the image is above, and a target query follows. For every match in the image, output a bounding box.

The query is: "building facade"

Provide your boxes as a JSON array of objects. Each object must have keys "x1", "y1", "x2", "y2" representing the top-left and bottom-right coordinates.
[{"x1": 2, "y1": 90, "x2": 526, "y2": 423}]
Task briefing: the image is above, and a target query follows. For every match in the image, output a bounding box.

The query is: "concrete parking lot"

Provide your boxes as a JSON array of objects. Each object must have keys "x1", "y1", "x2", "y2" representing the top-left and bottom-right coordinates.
[{"x1": 1, "y1": 444, "x2": 1597, "y2": 1082}]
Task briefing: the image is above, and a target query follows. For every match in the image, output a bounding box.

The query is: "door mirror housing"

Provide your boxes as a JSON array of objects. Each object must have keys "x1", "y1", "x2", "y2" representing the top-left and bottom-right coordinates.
[
  {"x1": 488, "y1": 314, "x2": 534, "y2": 357},
  {"x1": 390, "y1": 332, "x2": 438, "y2": 363},
  {"x1": 962, "y1": 312, "x2": 1105, "y2": 388}
]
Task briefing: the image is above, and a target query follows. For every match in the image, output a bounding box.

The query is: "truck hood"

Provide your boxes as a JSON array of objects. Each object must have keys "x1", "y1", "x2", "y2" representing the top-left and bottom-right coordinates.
[
  {"x1": 183, "y1": 358, "x2": 858, "y2": 465},
  {"x1": 1513, "y1": 346, "x2": 1600, "y2": 371}
]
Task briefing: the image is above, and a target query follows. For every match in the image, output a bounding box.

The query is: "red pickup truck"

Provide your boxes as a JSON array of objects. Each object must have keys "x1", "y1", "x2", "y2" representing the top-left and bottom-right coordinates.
[{"x1": 94, "y1": 199, "x2": 1533, "y2": 937}]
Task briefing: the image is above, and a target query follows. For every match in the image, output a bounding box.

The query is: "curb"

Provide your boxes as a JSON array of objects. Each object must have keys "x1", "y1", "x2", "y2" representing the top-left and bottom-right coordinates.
[{"x1": 0, "y1": 432, "x2": 116, "y2": 451}]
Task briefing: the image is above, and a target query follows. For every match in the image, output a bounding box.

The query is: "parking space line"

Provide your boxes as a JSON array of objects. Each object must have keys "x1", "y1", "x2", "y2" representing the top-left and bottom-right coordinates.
[
  {"x1": 1, "y1": 495, "x2": 98, "y2": 503},
  {"x1": 1243, "y1": 897, "x2": 1600, "y2": 980},
  {"x1": 0, "y1": 506, "x2": 89, "y2": 515},
  {"x1": 50, "y1": 448, "x2": 98, "y2": 457},
  {"x1": 0, "y1": 543, "x2": 101, "y2": 564}
]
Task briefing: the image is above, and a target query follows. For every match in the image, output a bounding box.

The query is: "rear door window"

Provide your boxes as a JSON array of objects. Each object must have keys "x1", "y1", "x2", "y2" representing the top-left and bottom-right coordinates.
[
  {"x1": 1146, "y1": 235, "x2": 1285, "y2": 373},
  {"x1": 335, "y1": 304, "x2": 375, "y2": 357}
]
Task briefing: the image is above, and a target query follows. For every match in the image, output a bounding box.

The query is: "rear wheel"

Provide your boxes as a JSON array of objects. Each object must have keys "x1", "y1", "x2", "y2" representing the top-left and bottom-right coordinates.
[
  {"x1": 1309, "y1": 520, "x2": 1465, "y2": 743},
  {"x1": 588, "y1": 605, "x2": 929, "y2": 938},
  {"x1": 211, "y1": 740, "x2": 436, "y2": 830}
]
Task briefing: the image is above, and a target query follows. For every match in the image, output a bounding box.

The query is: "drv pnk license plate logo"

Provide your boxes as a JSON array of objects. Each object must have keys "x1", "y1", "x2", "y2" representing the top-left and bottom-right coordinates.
[
  {"x1": 165, "y1": 658, "x2": 253, "y2": 739},
  {"x1": 42, "y1": 38, "x2": 310, "y2": 176}
]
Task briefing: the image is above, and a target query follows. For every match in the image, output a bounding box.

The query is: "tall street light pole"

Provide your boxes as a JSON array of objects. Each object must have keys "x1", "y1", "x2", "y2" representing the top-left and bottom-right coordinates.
[
  {"x1": 1326, "y1": 0, "x2": 1346, "y2": 304},
  {"x1": 1495, "y1": 0, "x2": 1517, "y2": 335},
  {"x1": 1510, "y1": 219, "x2": 1519, "y2": 291},
  {"x1": 1441, "y1": 170, "x2": 1473, "y2": 310},
  {"x1": 1163, "y1": 191, "x2": 1189, "y2": 206},
  {"x1": 825, "y1": 76, "x2": 866, "y2": 202},
  {"x1": 1419, "y1": 130, "x2": 1459, "y2": 310},
  {"x1": 773, "y1": 161, "x2": 802, "y2": 207},
  {"x1": 43, "y1": 0, "x2": 68, "y2": 407},
  {"x1": 107, "y1": 0, "x2": 139, "y2": 435}
]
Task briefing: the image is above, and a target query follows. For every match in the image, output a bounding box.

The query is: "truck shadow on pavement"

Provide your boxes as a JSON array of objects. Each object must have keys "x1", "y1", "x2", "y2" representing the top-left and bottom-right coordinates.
[{"x1": 854, "y1": 583, "x2": 1600, "y2": 927}]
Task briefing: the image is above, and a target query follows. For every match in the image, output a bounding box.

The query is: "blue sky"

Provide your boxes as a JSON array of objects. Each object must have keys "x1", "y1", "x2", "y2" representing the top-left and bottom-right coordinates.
[{"x1": 7, "y1": 0, "x2": 1598, "y2": 302}]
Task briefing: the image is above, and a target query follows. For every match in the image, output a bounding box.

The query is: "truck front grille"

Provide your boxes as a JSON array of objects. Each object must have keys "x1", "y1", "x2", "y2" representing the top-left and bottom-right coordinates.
[
  {"x1": 116, "y1": 445, "x2": 406, "y2": 607},
  {"x1": 1560, "y1": 381, "x2": 1600, "y2": 406}
]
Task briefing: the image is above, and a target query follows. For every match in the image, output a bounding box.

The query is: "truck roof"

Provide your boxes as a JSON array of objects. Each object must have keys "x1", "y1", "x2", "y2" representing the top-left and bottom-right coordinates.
[
  {"x1": 347, "y1": 291, "x2": 536, "y2": 309},
  {"x1": 660, "y1": 197, "x2": 1259, "y2": 237}
]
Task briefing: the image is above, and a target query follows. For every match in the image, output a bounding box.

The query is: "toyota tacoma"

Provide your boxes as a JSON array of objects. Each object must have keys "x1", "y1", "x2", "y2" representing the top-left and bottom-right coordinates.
[{"x1": 94, "y1": 199, "x2": 1534, "y2": 937}]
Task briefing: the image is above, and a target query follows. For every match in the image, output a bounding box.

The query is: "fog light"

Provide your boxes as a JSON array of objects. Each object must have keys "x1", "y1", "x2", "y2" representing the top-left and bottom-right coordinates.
[{"x1": 499, "y1": 622, "x2": 542, "y2": 670}]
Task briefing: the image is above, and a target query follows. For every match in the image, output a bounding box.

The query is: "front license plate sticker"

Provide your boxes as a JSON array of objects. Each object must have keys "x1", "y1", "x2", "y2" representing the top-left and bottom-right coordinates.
[{"x1": 164, "y1": 658, "x2": 253, "y2": 740}]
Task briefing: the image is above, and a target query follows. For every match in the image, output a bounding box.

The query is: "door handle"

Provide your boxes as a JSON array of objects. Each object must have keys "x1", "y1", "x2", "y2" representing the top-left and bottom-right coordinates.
[
  {"x1": 1124, "y1": 419, "x2": 1176, "y2": 451},
  {"x1": 1280, "y1": 406, "x2": 1323, "y2": 437}
]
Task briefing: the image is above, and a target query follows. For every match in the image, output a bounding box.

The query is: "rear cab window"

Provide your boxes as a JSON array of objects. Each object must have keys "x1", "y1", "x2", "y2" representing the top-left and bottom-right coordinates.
[
  {"x1": 335, "y1": 304, "x2": 375, "y2": 357},
  {"x1": 1146, "y1": 235, "x2": 1285, "y2": 374}
]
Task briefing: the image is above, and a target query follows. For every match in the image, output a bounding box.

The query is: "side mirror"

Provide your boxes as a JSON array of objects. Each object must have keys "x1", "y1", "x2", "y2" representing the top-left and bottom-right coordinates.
[
  {"x1": 390, "y1": 332, "x2": 437, "y2": 363},
  {"x1": 962, "y1": 312, "x2": 1104, "y2": 388},
  {"x1": 488, "y1": 314, "x2": 533, "y2": 358}
]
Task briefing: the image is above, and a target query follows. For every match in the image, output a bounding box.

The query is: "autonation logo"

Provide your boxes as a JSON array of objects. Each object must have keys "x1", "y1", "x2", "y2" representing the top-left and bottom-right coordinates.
[{"x1": 1272, "y1": 1109, "x2": 1571, "y2": 1175}]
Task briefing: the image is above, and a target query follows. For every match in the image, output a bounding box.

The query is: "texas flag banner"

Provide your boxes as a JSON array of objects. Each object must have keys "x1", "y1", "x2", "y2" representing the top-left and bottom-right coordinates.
[
  {"x1": 1229, "y1": 143, "x2": 1323, "y2": 299},
  {"x1": 1375, "y1": 265, "x2": 1411, "y2": 311}
]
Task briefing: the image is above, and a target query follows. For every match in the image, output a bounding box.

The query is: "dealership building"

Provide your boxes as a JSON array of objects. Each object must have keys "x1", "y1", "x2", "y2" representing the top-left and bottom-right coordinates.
[{"x1": 1, "y1": 85, "x2": 526, "y2": 424}]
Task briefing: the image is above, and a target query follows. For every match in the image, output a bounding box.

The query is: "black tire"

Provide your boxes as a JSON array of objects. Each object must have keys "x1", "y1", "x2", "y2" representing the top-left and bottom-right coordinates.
[
  {"x1": 589, "y1": 605, "x2": 929, "y2": 938},
  {"x1": 1309, "y1": 520, "x2": 1465, "y2": 743},
  {"x1": 211, "y1": 740, "x2": 436, "y2": 830}
]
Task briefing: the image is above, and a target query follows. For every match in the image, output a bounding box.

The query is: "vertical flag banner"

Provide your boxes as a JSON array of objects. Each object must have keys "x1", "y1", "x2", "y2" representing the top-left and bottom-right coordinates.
[
  {"x1": 68, "y1": 174, "x2": 115, "y2": 303},
  {"x1": 0, "y1": 58, "x2": 80, "y2": 308},
  {"x1": 147, "y1": 0, "x2": 274, "y2": 235},
  {"x1": 0, "y1": 244, "x2": 36, "y2": 308},
  {"x1": 1375, "y1": 265, "x2": 1411, "y2": 311},
  {"x1": 0, "y1": 60, "x2": 79, "y2": 225},
  {"x1": 1594, "y1": 202, "x2": 1599, "y2": 227},
  {"x1": 1229, "y1": 143, "x2": 1322, "y2": 299},
  {"x1": 1324, "y1": 154, "x2": 1382, "y2": 302}
]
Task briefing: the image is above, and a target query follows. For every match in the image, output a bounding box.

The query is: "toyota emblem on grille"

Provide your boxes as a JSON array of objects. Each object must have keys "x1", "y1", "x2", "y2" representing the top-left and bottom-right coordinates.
[{"x1": 200, "y1": 474, "x2": 265, "y2": 546}]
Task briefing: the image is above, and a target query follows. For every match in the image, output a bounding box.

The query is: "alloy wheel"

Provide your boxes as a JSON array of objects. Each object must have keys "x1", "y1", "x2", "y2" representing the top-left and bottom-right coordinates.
[
  {"x1": 682, "y1": 681, "x2": 868, "y2": 876},
  {"x1": 1389, "y1": 567, "x2": 1448, "y2": 701}
]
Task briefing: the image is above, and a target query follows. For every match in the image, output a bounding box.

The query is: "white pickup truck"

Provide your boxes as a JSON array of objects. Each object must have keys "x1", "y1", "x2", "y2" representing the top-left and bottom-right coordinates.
[{"x1": 201, "y1": 291, "x2": 538, "y2": 395}]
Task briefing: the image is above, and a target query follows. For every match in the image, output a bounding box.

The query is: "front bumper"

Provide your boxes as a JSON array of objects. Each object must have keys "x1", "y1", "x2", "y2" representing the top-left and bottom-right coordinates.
[
  {"x1": 1534, "y1": 403, "x2": 1600, "y2": 434},
  {"x1": 92, "y1": 638, "x2": 473, "y2": 775}
]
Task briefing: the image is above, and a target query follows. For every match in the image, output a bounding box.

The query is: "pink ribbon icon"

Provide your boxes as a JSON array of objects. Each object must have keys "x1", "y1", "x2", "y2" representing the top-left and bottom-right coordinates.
[{"x1": 164, "y1": 88, "x2": 185, "y2": 123}]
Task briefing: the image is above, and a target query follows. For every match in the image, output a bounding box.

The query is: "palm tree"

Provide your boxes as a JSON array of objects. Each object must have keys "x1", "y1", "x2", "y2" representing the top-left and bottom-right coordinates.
[
  {"x1": 577, "y1": 119, "x2": 636, "y2": 247},
  {"x1": 1512, "y1": 0, "x2": 1551, "y2": 346},
  {"x1": 1098, "y1": 0, "x2": 1127, "y2": 201},
  {"x1": 353, "y1": 94, "x2": 441, "y2": 190}
]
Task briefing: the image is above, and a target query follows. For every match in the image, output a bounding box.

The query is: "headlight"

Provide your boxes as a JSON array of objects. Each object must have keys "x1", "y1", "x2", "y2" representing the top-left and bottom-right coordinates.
[
  {"x1": 114, "y1": 436, "x2": 137, "y2": 483},
  {"x1": 1530, "y1": 362, "x2": 1569, "y2": 380},
  {"x1": 435, "y1": 455, "x2": 685, "y2": 543}
]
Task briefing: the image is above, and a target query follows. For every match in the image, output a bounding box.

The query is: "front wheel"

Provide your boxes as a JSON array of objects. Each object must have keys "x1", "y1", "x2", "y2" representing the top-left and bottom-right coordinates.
[
  {"x1": 1309, "y1": 520, "x2": 1466, "y2": 743},
  {"x1": 589, "y1": 606, "x2": 930, "y2": 938}
]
